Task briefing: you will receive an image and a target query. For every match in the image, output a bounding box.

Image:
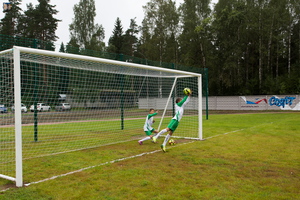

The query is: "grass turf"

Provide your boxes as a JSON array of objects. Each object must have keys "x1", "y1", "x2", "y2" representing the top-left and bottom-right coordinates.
[{"x1": 0, "y1": 112, "x2": 299, "y2": 199}]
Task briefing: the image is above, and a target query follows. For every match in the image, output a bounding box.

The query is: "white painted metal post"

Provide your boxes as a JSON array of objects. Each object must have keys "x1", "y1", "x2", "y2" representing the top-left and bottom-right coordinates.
[
  {"x1": 14, "y1": 47, "x2": 23, "y2": 187},
  {"x1": 157, "y1": 77, "x2": 178, "y2": 131},
  {"x1": 198, "y1": 76, "x2": 203, "y2": 140}
]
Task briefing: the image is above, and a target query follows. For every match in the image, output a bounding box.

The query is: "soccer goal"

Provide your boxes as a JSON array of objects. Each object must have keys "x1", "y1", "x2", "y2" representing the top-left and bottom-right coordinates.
[{"x1": 0, "y1": 46, "x2": 202, "y2": 187}]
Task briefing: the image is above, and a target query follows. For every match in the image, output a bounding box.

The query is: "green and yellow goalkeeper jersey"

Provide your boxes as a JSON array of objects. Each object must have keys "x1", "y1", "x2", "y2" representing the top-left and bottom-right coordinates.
[
  {"x1": 172, "y1": 95, "x2": 190, "y2": 122},
  {"x1": 143, "y1": 112, "x2": 158, "y2": 131}
]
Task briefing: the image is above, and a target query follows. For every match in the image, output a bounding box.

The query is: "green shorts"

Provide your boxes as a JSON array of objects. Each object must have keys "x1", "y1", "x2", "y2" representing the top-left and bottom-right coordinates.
[
  {"x1": 145, "y1": 129, "x2": 155, "y2": 136},
  {"x1": 167, "y1": 119, "x2": 179, "y2": 132}
]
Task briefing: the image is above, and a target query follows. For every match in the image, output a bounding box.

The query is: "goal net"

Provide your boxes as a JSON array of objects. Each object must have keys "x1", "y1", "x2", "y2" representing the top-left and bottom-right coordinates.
[{"x1": 0, "y1": 46, "x2": 202, "y2": 187}]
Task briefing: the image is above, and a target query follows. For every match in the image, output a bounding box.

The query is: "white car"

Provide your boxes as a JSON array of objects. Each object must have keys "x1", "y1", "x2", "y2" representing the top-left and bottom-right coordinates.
[
  {"x1": 55, "y1": 103, "x2": 71, "y2": 111},
  {"x1": 11, "y1": 103, "x2": 28, "y2": 113},
  {"x1": 30, "y1": 103, "x2": 51, "y2": 112}
]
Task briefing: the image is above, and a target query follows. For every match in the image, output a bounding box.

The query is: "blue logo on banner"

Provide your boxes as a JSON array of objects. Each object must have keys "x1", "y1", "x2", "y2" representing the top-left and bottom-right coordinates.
[{"x1": 269, "y1": 96, "x2": 296, "y2": 108}]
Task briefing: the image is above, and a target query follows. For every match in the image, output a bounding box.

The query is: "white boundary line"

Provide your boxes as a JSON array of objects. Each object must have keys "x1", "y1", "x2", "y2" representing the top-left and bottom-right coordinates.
[
  {"x1": 205, "y1": 129, "x2": 245, "y2": 140},
  {"x1": 2, "y1": 126, "x2": 251, "y2": 192},
  {"x1": 23, "y1": 141, "x2": 195, "y2": 187}
]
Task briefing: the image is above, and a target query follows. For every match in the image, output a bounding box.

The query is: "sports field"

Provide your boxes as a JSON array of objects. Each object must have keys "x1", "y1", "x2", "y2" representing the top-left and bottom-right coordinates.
[{"x1": 0, "y1": 112, "x2": 299, "y2": 199}]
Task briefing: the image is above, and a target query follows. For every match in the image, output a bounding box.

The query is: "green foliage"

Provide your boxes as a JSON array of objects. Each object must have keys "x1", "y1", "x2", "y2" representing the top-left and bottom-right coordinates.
[
  {"x1": 17, "y1": 0, "x2": 60, "y2": 50},
  {"x1": 209, "y1": 0, "x2": 300, "y2": 95},
  {"x1": 140, "y1": 0, "x2": 179, "y2": 63},
  {"x1": 122, "y1": 18, "x2": 139, "y2": 56},
  {"x1": 0, "y1": 0, "x2": 300, "y2": 95},
  {"x1": 59, "y1": 42, "x2": 65, "y2": 53},
  {"x1": 137, "y1": 0, "x2": 300, "y2": 95},
  {"x1": 0, "y1": 0, "x2": 22, "y2": 36},
  {"x1": 108, "y1": 17, "x2": 124, "y2": 54},
  {"x1": 179, "y1": 0, "x2": 212, "y2": 67},
  {"x1": 69, "y1": 0, "x2": 105, "y2": 51}
]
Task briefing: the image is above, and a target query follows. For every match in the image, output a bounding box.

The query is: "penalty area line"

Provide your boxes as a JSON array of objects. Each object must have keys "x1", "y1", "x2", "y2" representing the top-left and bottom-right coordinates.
[
  {"x1": 23, "y1": 124, "x2": 273, "y2": 188},
  {"x1": 0, "y1": 140, "x2": 196, "y2": 192},
  {"x1": 204, "y1": 121, "x2": 275, "y2": 140},
  {"x1": 24, "y1": 141, "x2": 195, "y2": 187},
  {"x1": 25, "y1": 150, "x2": 160, "y2": 186},
  {"x1": 205, "y1": 128, "x2": 245, "y2": 140}
]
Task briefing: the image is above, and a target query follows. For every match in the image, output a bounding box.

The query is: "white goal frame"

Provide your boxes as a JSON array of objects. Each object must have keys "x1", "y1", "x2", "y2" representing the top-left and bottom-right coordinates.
[{"x1": 1, "y1": 46, "x2": 202, "y2": 187}]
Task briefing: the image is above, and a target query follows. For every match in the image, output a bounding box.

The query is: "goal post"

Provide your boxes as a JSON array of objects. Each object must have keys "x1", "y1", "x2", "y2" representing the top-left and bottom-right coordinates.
[
  {"x1": 13, "y1": 47, "x2": 23, "y2": 187},
  {"x1": 0, "y1": 46, "x2": 203, "y2": 187},
  {"x1": 157, "y1": 77, "x2": 177, "y2": 131}
]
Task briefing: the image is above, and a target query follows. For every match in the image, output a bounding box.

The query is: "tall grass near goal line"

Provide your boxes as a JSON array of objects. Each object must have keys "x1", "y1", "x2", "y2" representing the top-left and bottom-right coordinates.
[{"x1": 1, "y1": 112, "x2": 299, "y2": 199}]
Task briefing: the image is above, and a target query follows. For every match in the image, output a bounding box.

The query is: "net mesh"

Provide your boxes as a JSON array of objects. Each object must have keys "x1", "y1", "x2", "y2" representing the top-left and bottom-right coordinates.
[
  {"x1": 0, "y1": 47, "x2": 201, "y2": 182},
  {"x1": 0, "y1": 52, "x2": 15, "y2": 179}
]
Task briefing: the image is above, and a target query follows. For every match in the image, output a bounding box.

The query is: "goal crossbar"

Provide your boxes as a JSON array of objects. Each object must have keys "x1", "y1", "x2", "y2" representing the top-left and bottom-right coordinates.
[{"x1": 10, "y1": 46, "x2": 201, "y2": 78}]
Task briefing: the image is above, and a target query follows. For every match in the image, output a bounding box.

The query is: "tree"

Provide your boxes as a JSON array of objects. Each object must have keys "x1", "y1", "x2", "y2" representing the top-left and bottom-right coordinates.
[
  {"x1": 208, "y1": 0, "x2": 300, "y2": 95},
  {"x1": 69, "y1": 0, "x2": 105, "y2": 51},
  {"x1": 211, "y1": 0, "x2": 248, "y2": 95},
  {"x1": 0, "y1": 0, "x2": 22, "y2": 36},
  {"x1": 107, "y1": 17, "x2": 124, "y2": 54},
  {"x1": 59, "y1": 42, "x2": 65, "y2": 52},
  {"x1": 140, "y1": 0, "x2": 179, "y2": 63},
  {"x1": 18, "y1": 0, "x2": 60, "y2": 50},
  {"x1": 179, "y1": 0, "x2": 212, "y2": 67},
  {"x1": 122, "y1": 18, "x2": 139, "y2": 56},
  {"x1": 66, "y1": 37, "x2": 80, "y2": 54},
  {"x1": 0, "y1": 0, "x2": 23, "y2": 50}
]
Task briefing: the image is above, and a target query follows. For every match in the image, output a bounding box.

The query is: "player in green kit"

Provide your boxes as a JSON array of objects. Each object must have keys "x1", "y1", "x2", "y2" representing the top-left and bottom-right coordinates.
[
  {"x1": 152, "y1": 91, "x2": 192, "y2": 152},
  {"x1": 138, "y1": 109, "x2": 159, "y2": 145}
]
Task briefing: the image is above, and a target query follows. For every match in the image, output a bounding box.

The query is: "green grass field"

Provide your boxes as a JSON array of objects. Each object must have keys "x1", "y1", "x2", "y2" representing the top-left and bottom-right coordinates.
[{"x1": 0, "y1": 112, "x2": 299, "y2": 199}]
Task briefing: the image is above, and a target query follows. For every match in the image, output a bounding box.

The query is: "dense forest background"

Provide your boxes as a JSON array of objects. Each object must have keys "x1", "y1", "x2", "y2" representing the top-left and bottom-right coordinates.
[{"x1": 0, "y1": 0, "x2": 299, "y2": 95}]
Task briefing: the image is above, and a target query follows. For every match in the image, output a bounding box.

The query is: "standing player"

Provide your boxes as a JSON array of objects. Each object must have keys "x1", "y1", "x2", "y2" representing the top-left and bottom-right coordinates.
[
  {"x1": 138, "y1": 109, "x2": 159, "y2": 145},
  {"x1": 152, "y1": 90, "x2": 192, "y2": 152}
]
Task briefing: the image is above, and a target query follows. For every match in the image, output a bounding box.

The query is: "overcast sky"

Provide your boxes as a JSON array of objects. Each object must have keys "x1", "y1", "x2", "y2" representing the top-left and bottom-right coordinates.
[{"x1": 0, "y1": 0, "x2": 217, "y2": 49}]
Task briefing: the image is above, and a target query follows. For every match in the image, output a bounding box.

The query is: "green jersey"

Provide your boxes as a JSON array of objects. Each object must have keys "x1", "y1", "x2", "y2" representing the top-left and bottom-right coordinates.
[
  {"x1": 143, "y1": 112, "x2": 157, "y2": 131},
  {"x1": 172, "y1": 95, "x2": 190, "y2": 122}
]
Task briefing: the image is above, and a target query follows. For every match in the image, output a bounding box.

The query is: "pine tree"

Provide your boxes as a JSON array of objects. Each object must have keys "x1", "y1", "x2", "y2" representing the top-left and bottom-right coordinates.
[
  {"x1": 18, "y1": 0, "x2": 60, "y2": 50},
  {"x1": 108, "y1": 17, "x2": 124, "y2": 54},
  {"x1": 0, "y1": 0, "x2": 23, "y2": 50},
  {"x1": 0, "y1": 0, "x2": 22, "y2": 36},
  {"x1": 122, "y1": 18, "x2": 139, "y2": 56},
  {"x1": 59, "y1": 42, "x2": 65, "y2": 53}
]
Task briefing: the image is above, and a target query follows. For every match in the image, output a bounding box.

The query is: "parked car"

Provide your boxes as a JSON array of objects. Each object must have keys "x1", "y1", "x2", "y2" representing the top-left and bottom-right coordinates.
[
  {"x1": 0, "y1": 104, "x2": 8, "y2": 113},
  {"x1": 30, "y1": 103, "x2": 51, "y2": 112},
  {"x1": 55, "y1": 103, "x2": 71, "y2": 111},
  {"x1": 11, "y1": 103, "x2": 28, "y2": 113}
]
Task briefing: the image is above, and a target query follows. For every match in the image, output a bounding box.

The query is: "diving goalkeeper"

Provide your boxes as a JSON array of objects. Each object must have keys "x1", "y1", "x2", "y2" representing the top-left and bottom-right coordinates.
[{"x1": 152, "y1": 90, "x2": 192, "y2": 152}]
